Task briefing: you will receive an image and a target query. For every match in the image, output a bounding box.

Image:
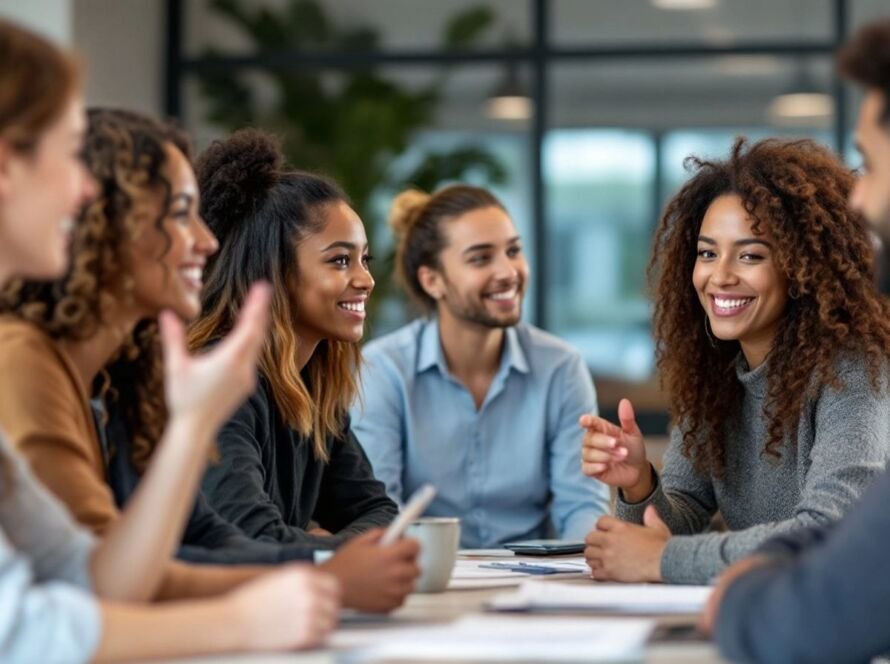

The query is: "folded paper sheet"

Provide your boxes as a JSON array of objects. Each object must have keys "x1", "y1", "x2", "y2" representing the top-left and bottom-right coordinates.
[
  {"x1": 333, "y1": 614, "x2": 655, "y2": 662},
  {"x1": 488, "y1": 579, "x2": 712, "y2": 614}
]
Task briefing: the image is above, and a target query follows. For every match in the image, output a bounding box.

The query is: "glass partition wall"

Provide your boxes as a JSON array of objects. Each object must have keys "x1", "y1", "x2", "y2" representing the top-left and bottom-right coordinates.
[{"x1": 166, "y1": 0, "x2": 882, "y2": 426}]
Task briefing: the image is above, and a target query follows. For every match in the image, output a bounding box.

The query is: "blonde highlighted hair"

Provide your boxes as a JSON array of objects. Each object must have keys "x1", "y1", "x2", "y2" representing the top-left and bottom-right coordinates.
[{"x1": 189, "y1": 129, "x2": 358, "y2": 460}]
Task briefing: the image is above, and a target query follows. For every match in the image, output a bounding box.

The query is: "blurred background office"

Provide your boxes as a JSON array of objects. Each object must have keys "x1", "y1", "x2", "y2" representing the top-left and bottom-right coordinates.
[{"x1": 3, "y1": 0, "x2": 887, "y2": 431}]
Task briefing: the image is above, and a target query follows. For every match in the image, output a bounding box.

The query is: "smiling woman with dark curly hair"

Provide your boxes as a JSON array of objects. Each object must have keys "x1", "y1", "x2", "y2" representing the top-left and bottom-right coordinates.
[{"x1": 580, "y1": 137, "x2": 890, "y2": 585}]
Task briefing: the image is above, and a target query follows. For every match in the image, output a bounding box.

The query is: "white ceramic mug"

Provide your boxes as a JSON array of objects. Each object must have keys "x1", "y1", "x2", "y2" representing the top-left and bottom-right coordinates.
[{"x1": 405, "y1": 516, "x2": 460, "y2": 593}]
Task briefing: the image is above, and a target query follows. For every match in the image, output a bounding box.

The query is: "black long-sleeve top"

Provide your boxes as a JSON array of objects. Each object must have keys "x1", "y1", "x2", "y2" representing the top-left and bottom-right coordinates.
[
  {"x1": 95, "y1": 400, "x2": 318, "y2": 564},
  {"x1": 200, "y1": 375, "x2": 398, "y2": 545}
]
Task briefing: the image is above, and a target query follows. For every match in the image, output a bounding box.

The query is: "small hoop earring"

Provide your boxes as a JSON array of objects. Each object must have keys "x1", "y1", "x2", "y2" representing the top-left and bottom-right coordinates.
[
  {"x1": 704, "y1": 316, "x2": 717, "y2": 347},
  {"x1": 788, "y1": 284, "x2": 800, "y2": 300}
]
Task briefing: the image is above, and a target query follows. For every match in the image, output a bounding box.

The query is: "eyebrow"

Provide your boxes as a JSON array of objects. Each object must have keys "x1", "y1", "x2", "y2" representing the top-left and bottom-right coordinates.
[
  {"x1": 461, "y1": 236, "x2": 522, "y2": 255},
  {"x1": 321, "y1": 240, "x2": 366, "y2": 252},
  {"x1": 697, "y1": 235, "x2": 772, "y2": 248}
]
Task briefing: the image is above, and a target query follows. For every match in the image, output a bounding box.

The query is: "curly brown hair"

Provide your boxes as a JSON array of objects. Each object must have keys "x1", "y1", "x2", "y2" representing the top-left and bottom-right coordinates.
[
  {"x1": 0, "y1": 108, "x2": 189, "y2": 472},
  {"x1": 650, "y1": 136, "x2": 890, "y2": 477}
]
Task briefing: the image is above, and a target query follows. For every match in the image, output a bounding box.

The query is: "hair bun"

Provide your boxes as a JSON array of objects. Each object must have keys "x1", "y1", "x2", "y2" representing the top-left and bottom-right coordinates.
[
  {"x1": 195, "y1": 128, "x2": 283, "y2": 236},
  {"x1": 388, "y1": 188, "x2": 430, "y2": 239}
]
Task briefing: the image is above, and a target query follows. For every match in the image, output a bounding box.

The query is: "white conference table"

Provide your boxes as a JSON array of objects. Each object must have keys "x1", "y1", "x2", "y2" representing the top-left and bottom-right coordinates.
[{"x1": 149, "y1": 556, "x2": 727, "y2": 664}]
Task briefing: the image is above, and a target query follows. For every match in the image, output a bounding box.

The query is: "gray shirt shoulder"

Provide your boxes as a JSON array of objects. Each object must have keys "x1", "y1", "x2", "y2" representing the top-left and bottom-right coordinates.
[{"x1": 0, "y1": 432, "x2": 101, "y2": 662}]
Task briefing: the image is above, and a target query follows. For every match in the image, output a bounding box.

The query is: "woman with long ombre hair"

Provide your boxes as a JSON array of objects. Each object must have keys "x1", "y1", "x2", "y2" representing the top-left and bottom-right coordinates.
[
  {"x1": 0, "y1": 22, "x2": 340, "y2": 659},
  {"x1": 580, "y1": 137, "x2": 890, "y2": 585},
  {"x1": 189, "y1": 128, "x2": 419, "y2": 612}
]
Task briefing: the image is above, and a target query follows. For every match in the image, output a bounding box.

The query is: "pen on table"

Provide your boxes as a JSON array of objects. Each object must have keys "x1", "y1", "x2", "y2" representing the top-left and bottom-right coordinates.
[{"x1": 478, "y1": 562, "x2": 560, "y2": 575}]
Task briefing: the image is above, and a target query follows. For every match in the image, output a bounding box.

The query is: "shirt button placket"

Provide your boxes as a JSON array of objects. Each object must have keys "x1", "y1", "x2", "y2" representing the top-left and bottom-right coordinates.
[{"x1": 471, "y1": 413, "x2": 485, "y2": 543}]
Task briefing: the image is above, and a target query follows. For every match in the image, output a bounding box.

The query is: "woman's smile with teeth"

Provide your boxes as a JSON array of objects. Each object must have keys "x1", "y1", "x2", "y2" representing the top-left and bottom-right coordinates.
[
  {"x1": 711, "y1": 295, "x2": 756, "y2": 317},
  {"x1": 179, "y1": 266, "x2": 203, "y2": 288},
  {"x1": 339, "y1": 301, "x2": 365, "y2": 313},
  {"x1": 714, "y1": 296, "x2": 753, "y2": 309}
]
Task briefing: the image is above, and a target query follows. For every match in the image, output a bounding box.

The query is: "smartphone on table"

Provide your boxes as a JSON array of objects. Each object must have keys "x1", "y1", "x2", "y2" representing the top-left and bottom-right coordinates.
[{"x1": 502, "y1": 539, "x2": 585, "y2": 555}]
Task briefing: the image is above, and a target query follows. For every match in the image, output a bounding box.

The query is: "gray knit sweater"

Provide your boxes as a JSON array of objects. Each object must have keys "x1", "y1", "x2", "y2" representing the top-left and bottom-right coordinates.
[{"x1": 616, "y1": 353, "x2": 890, "y2": 584}]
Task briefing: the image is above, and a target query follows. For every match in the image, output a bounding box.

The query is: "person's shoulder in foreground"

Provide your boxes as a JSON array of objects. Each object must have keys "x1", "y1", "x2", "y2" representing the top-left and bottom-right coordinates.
[
  {"x1": 714, "y1": 467, "x2": 890, "y2": 664},
  {"x1": 0, "y1": 433, "x2": 101, "y2": 663}
]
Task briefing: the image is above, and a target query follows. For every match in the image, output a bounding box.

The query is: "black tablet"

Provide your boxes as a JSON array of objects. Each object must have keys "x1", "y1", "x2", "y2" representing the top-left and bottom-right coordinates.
[{"x1": 503, "y1": 539, "x2": 585, "y2": 555}]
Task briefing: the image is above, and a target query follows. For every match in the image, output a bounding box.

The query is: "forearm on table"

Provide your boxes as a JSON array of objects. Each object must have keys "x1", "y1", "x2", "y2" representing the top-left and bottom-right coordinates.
[
  {"x1": 661, "y1": 513, "x2": 825, "y2": 584},
  {"x1": 154, "y1": 560, "x2": 267, "y2": 601},
  {"x1": 93, "y1": 596, "x2": 246, "y2": 662}
]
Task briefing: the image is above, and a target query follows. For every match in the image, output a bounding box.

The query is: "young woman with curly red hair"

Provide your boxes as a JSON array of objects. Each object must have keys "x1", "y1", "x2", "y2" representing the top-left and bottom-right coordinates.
[{"x1": 581, "y1": 137, "x2": 890, "y2": 585}]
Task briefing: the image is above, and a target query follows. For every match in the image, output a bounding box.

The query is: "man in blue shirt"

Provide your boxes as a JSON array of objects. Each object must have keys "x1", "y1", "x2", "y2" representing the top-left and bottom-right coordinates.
[
  {"x1": 704, "y1": 18, "x2": 890, "y2": 664},
  {"x1": 352, "y1": 184, "x2": 609, "y2": 549}
]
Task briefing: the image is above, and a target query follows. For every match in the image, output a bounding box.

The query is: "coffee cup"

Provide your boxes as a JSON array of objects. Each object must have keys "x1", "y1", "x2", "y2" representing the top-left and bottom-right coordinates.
[{"x1": 405, "y1": 516, "x2": 460, "y2": 593}]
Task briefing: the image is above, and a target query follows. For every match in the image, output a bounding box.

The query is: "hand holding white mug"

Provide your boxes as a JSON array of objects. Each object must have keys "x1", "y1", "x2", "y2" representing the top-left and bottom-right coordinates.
[{"x1": 580, "y1": 398, "x2": 654, "y2": 502}]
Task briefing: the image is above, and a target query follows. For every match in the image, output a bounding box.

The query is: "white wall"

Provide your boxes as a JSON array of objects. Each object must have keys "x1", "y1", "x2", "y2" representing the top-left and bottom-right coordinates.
[
  {"x1": 72, "y1": 0, "x2": 164, "y2": 115},
  {"x1": 0, "y1": 0, "x2": 164, "y2": 115},
  {"x1": 0, "y1": 0, "x2": 71, "y2": 44}
]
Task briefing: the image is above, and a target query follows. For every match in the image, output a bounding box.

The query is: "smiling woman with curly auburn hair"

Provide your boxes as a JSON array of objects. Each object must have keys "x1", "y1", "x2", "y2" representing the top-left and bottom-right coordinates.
[
  {"x1": 0, "y1": 108, "x2": 315, "y2": 599},
  {"x1": 0, "y1": 109, "x2": 191, "y2": 473},
  {"x1": 580, "y1": 136, "x2": 890, "y2": 586}
]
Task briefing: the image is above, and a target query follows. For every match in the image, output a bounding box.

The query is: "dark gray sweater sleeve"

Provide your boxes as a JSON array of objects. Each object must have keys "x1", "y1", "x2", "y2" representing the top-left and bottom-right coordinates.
[
  {"x1": 176, "y1": 492, "x2": 316, "y2": 564},
  {"x1": 311, "y1": 423, "x2": 399, "y2": 537},
  {"x1": 201, "y1": 387, "x2": 349, "y2": 548},
  {"x1": 715, "y1": 469, "x2": 890, "y2": 664},
  {"x1": 615, "y1": 427, "x2": 717, "y2": 535},
  {"x1": 617, "y1": 357, "x2": 890, "y2": 584}
]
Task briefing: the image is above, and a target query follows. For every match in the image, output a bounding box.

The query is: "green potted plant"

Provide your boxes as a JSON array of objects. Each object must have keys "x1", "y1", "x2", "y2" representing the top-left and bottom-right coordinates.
[{"x1": 193, "y1": 0, "x2": 508, "y2": 328}]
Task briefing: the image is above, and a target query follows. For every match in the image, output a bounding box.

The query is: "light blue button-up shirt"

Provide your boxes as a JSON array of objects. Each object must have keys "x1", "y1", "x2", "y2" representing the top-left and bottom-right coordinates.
[{"x1": 351, "y1": 318, "x2": 610, "y2": 548}]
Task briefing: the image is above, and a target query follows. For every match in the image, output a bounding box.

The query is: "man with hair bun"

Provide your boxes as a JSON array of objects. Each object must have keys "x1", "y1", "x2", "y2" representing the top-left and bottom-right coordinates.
[
  {"x1": 703, "y1": 17, "x2": 890, "y2": 663},
  {"x1": 351, "y1": 184, "x2": 609, "y2": 549}
]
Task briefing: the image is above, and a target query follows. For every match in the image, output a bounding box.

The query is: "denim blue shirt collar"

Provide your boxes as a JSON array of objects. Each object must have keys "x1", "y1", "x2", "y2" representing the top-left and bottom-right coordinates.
[
  {"x1": 352, "y1": 318, "x2": 610, "y2": 548},
  {"x1": 416, "y1": 316, "x2": 530, "y2": 379}
]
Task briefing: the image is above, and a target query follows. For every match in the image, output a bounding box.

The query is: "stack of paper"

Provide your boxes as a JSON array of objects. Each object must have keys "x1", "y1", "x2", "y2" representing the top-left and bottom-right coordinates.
[
  {"x1": 333, "y1": 614, "x2": 655, "y2": 662},
  {"x1": 488, "y1": 580, "x2": 712, "y2": 614}
]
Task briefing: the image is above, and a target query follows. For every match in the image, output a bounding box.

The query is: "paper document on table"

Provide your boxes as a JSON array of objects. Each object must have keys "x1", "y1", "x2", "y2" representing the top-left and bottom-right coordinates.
[
  {"x1": 448, "y1": 558, "x2": 589, "y2": 590},
  {"x1": 448, "y1": 559, "x2": 524, "y2": 589},
  {"x1": 488, "y1": 579, "x2": 712, "y2": 614},
  {"x1": 333, "y1": 614, "x2": 655, "y2": 662}
]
